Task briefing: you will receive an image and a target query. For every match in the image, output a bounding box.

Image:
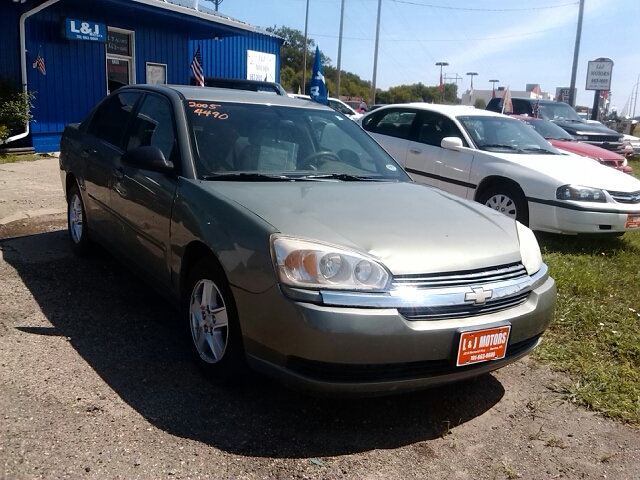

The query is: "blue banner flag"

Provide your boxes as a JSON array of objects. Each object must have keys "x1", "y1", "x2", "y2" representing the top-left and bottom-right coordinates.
[{"x1": 309, "y1": 45, "x2": 327, "y2": 105}]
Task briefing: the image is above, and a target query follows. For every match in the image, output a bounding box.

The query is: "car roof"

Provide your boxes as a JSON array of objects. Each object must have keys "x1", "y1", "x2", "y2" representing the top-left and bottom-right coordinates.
[
  {"x1": 370, "y1": 103, "x2": 506, "y2": 118},
  {"x1": 511, "y1": 114, "x2": 543, "y2": 121},
  {"x1": 121, "y1": 84, "x2": 333, "y2": 110}
]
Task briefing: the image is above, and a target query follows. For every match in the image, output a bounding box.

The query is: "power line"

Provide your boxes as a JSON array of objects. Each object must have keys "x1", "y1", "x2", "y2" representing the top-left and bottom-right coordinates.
[
  {"x1": 309, "y1": 25, "x2": 570, "y2": 42},
  {"x1": 389, "y1": 0, "x2": 579, "y2": 12}
]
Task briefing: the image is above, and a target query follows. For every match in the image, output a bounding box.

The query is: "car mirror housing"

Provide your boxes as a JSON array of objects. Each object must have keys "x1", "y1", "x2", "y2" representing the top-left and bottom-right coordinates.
[
  {"x1": 121, "y1": 146, "x2": 175, "y2": 174},
  {"x1": 441, "y1": 137, "x2": 463, "y2": 150}
]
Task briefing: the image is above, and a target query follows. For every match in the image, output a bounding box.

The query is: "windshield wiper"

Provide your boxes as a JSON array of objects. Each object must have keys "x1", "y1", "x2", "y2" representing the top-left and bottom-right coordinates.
[
  {"x1": 298, "y1": 173, "x2": 386, "y2": 181},
  {"x1": 201, "y1": 173, "x2": 295, "y2": 181},
  {"x1": 522, "y1": 147, "x2": 558, "y2": 155},
  {"x1": 479, "y1": 143, "x2": 521, "y2": 151}
]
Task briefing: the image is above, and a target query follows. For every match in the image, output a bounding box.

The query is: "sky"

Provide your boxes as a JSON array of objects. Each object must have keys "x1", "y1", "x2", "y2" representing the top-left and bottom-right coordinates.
[{"x1": 206, "y1": 0, "x2": 640, "y2": 112}]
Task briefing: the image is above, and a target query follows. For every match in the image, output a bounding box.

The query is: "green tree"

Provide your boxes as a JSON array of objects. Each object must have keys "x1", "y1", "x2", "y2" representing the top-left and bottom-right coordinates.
[
  {"x1": 0, "y1": 78, "x2": 34, "y2": 143},
  {"x1": 474, "y1": 97, "x2": 487, "y2": 109}
]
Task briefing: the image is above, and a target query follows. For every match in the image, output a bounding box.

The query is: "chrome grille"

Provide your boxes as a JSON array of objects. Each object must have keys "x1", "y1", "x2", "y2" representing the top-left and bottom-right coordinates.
[
  {"x1": 398, "y1": 292, "x2": 530, "y2": 321},
  {"x1": 391, "y1": 263, "x2": 528, "y2": 289},
  {"x1": 607, "y1": 190, "x2": 640, "y2": 204}
]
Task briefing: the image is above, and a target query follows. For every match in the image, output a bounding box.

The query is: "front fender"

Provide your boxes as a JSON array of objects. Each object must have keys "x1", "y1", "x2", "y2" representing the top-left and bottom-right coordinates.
[{"x1": 170, "y1": 179, "x2": 279, "y2": 295}]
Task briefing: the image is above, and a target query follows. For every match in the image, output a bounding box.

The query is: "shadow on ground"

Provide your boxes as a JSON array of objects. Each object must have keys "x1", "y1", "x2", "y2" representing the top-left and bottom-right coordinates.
[{"x1": 2, "y1": 230, "x2": 505, "y2": 458}]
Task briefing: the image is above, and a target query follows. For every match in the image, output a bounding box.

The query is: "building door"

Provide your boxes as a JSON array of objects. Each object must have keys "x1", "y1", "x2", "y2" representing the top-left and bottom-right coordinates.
[{"x1": 106, "y1": 27, "x2": 135, "y2": 94}]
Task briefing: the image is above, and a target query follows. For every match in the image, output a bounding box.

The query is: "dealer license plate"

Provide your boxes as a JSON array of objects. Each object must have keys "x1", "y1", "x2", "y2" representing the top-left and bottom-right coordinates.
[
  {"x1": 457, "y1": 325, "x2": 511, "y2": 367},
  {"x1": 625, "y1": 214, "x2": 640, "y2": 229}
]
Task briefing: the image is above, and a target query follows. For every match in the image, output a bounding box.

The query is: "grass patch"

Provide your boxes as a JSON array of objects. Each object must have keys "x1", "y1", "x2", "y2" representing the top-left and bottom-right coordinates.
[
  {"x1": 534, "y1": 231, "x2": 640, "y2": 424},
  {"x1": 0, "y1": 153, "x2": 49, "y2": 165}
]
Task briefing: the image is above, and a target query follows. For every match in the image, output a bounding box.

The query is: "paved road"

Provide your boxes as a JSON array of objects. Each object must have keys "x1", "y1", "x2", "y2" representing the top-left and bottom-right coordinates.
[{"x1": 1, "y1": 159, "x2": 638, "y2": 479}]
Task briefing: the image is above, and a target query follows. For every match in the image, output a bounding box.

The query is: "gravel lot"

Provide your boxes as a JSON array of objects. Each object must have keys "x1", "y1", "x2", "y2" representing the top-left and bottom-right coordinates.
[{"x1": 1, "y1": 158, "x2": 639, "y2": 479}]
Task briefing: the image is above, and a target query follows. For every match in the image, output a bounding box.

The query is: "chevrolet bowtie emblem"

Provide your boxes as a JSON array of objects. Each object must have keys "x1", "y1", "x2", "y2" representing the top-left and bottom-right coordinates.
[{"x1": 465, "y1": 287, "x2": 493, "y2": 305}]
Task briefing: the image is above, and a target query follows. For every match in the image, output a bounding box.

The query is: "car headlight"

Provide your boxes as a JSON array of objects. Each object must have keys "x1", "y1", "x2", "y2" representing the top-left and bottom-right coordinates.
[
  {"x1": 556, "y1": 184, "x2": 606, "y2": 202},
  {"x1": 573, "y1": 135, "x2": 589, "y2": 141},
  {"x1": 271, "y1": 235, "x2": 390, "y2": 291},
  {"x1": 516, "y1": 221, "x2": 542, "y2": 276}
]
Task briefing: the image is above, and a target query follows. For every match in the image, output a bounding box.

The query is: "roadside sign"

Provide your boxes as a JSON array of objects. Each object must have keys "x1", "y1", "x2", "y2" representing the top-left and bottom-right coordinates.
[
  {"x1": 585, "y1": 59, "x2": 613, "y2": 91},
  {"x1": 246, "y1": 50, "x2": 276, "y2": 82}
]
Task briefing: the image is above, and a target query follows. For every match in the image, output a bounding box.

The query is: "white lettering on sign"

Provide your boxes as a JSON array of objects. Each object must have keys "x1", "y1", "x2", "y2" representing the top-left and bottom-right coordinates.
[{"x1": 70, "y1": 21, "x2": 101, "y2": 37}]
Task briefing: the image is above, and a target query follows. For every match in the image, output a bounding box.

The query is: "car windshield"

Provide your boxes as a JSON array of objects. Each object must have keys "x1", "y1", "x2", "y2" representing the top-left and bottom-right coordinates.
[
  {"x1": 345, "y1": 101, "x2": 360, "y2": 109},
  {"x1": 458, "y1": 115, "x2": 560, "y2": 155},
  {"x1": 523, "y1": 119, "x2": 575, "y2": 141},
  {"x1": 185, "y1": 101, "x2": 410, "y2": 181},
  {"x1": 537, "y1": 102, "x2": 582, "y2": 121}
]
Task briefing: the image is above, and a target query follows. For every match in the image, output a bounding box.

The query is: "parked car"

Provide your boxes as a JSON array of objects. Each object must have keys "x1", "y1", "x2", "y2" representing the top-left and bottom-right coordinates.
[
  {"x1": 513, "y1": 115, "x2": 631, "y2": 173},
  {"x1": 359, "y1": 103, "x2": 640, "y2": 235},
  {"x1": 289, "y1": 94, "x2": 362, "y2": 120},
  {"x1": 59, "y1": 85, "x2": 555, "y2": 395},
  {"x1": 623, "y1": 134, "x2": 640, "y2": 156},
  {"x1": 345, "y1": 100, "x2": 368, "y2": 114},
  {"x1": 486, "y1": 97, "x2": 624, "y2": 153},
  {"x1": 369, "y1": 104, "x2": 387, "y2": 111}
]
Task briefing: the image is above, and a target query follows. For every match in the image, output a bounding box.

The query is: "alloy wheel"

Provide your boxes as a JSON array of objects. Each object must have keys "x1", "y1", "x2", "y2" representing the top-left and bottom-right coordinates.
[
  {"x1": 69, "y1": 194, "x2": 83, "y2": 244},
  {"x1": 189, "y1": 279, "x2": 229, "y2": 364}
]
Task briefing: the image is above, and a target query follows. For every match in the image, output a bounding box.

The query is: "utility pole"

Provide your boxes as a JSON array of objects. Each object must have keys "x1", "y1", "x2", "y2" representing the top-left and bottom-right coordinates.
[
  {"x1": 336, "y1": 0, "x2": 345, "y2": 98},
  {"x1": 370, "y1": 0, "x2": 382, "y2": 105},
  {"x1": 489, "y1": 79, "x2": 499, "y2": 97},
  {"x1": 301, "y1": 0, "x2": 310, "y2": 94},
  {"x1": 633, "y1": 73, "x2": 640, "y2": 118},
  {"x1": 436, "y1": 61, "x2": 449, "y2": 103},
  {"x1": 568, "y1": 0, "x2": 585, "y2": 107},
  {"x1": 211, "y1": 0, "x2": 223, "y2": 11}
]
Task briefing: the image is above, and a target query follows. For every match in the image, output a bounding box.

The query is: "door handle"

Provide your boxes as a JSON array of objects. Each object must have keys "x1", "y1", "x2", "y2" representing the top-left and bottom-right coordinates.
[
  {"x1": 409, "y1": 148, "x2": 422, "y2": 155},
  {"x1": 81, "y1": 150, "x2": 90, "y2": 158},
  {"x1": 114, "y1": 168, "x2": 124, "y2": 180}
]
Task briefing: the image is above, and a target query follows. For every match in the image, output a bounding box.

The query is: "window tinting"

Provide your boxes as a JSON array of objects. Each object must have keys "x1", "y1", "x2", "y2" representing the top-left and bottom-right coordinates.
[
  {"x1": 362, "y1": 109, "x2": 416, "y2": 140},
  {"x1": 415, "y1": 113, "x2": 462, "y2": 147},
  {"x1": 88, "y1": 92, "x2": 139, "y2": 148},
  {"x1": 126, "y1": 94, "x2": 177, "y2": 162}
]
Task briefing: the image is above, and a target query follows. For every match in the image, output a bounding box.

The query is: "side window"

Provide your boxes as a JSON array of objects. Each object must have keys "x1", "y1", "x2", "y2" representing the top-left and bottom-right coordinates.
[
  {"x1": 125, "y1": 94, "x2": 177, "y2": 162},
  {"x1": 415, "y1": 113, "x2": 463, "y2": 147},
  {"x1": 87, "y1": 92, "x2": 140, "y2": 148},
  {"x1": 362, "y1": 109, "x2": 416, "y2": 140},
  {"x1": 512, "y1": 100, "x2": 530, "y2": 115}
]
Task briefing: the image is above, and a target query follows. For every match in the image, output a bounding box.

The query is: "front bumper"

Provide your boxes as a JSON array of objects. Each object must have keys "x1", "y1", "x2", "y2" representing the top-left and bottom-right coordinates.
[
  {"x1": 529, "y1": 200, "x2": 640, "y2": 234},
  {"x1": 233, "y1": 269, "x2": 556, "y2": 395}
]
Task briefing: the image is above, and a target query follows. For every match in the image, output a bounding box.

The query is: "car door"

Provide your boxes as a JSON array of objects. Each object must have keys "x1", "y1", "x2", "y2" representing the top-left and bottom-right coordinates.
[
  {"x1": 405, "y1": 111, "x2": 475, "y2": 198},
  {"x1": 110, "y1": 93, "x2": 179, "y2": 287},
  {"x1": 361, "y1": 108, "x2": 419, "y2": 167},
  {"x1": 81, "y1": 91, "x2": 141, "y2": 241}
]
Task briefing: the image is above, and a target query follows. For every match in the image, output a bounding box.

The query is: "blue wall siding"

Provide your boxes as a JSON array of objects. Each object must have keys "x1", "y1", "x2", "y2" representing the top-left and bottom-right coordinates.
[
  {"x1": 0, "y1": 3, "x2": 24, "y2": 86},
  {"x1": 192, "y1": 33, "x2": 281, "y2": 82}
]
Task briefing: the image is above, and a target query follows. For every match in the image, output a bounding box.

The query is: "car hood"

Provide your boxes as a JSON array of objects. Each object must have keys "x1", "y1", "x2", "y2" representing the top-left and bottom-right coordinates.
[
  {"x1": 204, "y1": 181, "x2": 522, "y2": 275},
  {"x1": 494, "y1": 152, "x2": 640, "y2": 191},
  {"x1": 549, "y1": 140, "x2": 623, "y2": 160},
  {"x1": 552, "y1": 119, "x2": 621, "y2": 137}
]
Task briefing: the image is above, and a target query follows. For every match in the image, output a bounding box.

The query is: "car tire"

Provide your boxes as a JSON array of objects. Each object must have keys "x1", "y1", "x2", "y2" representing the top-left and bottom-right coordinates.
[
  {"x1": 477, "y1": 184, "x2": 529, "y2": 226},
  {"x1": 184, "y1": 257, "x2": 246, "y2": 382},
  {"x1": 67, "y1": 184, "x2": 93, "y2": 256}
]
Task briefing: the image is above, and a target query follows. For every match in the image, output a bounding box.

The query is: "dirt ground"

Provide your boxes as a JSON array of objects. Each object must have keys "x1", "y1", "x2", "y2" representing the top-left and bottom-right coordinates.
[{"x1": 0, "y1": 158, "x2": 639, "y2": 479}]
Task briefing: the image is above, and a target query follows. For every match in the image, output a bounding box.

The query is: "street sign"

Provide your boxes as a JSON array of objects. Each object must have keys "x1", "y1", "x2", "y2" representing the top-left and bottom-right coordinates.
[{"x1": 585, "y1": 59, "x2": 613, "y2": 91}]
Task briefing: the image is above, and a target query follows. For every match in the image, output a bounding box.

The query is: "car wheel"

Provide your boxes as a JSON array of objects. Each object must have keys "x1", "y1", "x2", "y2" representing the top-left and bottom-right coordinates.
[
  {"x1": 184, "y1": 257, "x2": 245, "y2": 381},
  {"x1": 478, "y1": 184, "x2": 529, "y2": 226},
  {"x1": 67, "y1": 184, "x2": 92, "y2": 255}
]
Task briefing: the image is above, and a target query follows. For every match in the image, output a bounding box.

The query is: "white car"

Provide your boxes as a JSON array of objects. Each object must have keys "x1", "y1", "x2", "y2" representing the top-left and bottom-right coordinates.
[
  {"x1": 358, "y1": 104, "x2": 640, "y2": 235},
  {"x1": 289, "y1": 94, "x2": 362, "y2": 120},
  {"x1": 623, "y1": 134, "x2": 640, "y2": 156}
]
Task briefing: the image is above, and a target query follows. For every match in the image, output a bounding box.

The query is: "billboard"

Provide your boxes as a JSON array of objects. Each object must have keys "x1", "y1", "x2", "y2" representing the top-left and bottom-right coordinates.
[{"x1": 585, "y1": 59, "x2": 613, "y2": 91}]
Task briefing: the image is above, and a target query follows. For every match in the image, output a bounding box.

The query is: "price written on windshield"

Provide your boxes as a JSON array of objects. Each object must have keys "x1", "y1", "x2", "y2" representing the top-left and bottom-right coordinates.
[{"x1": 188, "y1": 102, "x2": 229, "y2": 119}]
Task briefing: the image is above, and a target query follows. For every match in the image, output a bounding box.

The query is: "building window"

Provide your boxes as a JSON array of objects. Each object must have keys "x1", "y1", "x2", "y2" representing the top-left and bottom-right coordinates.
[{"x1": 106, "y1": 27, "x2": 135, "y2": 94}]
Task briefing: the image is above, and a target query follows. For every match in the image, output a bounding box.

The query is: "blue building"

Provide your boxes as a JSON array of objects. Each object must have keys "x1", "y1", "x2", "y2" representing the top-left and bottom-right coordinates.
[{"x1": 0, "y1": 0, "x2": 282, "y2": 152}]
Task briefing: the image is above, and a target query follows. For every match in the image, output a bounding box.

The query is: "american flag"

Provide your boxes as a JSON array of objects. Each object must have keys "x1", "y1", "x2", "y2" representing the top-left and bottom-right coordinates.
[
  {"x1": 191, "y1": 45, "x2": 204, "y2": 87},
  {"x1": 35, "y1": 53, "x2": 46, "y2": 75}
]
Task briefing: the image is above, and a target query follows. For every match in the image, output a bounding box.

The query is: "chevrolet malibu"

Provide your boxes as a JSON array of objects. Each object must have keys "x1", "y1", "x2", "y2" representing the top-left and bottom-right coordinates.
[{"x1": 60, "y1": 85, "x2": 556, "y2": 395}]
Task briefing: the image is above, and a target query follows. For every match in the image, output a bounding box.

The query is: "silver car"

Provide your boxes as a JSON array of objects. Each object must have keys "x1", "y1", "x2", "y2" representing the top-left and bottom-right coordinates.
[{"x1": 59, "y1": 85, "x2": 556, "y2": 395}]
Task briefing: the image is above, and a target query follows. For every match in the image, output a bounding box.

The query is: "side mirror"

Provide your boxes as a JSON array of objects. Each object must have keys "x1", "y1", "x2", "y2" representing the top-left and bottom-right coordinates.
[
  {"x1": 121, "y1": 146, "x2": 174, "y2": 174},
  {"x1": 441, "y1": 137, "x2": 463, "y2": 150}
]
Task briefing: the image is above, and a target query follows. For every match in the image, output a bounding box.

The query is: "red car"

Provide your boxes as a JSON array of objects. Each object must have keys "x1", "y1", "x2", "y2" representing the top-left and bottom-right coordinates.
[
  {"x1": 513, "y1": 115, "x2": 631, "y2": 173},
  {"x1": 345, "y1": 100, "x2": 368, "y2": 114}
]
